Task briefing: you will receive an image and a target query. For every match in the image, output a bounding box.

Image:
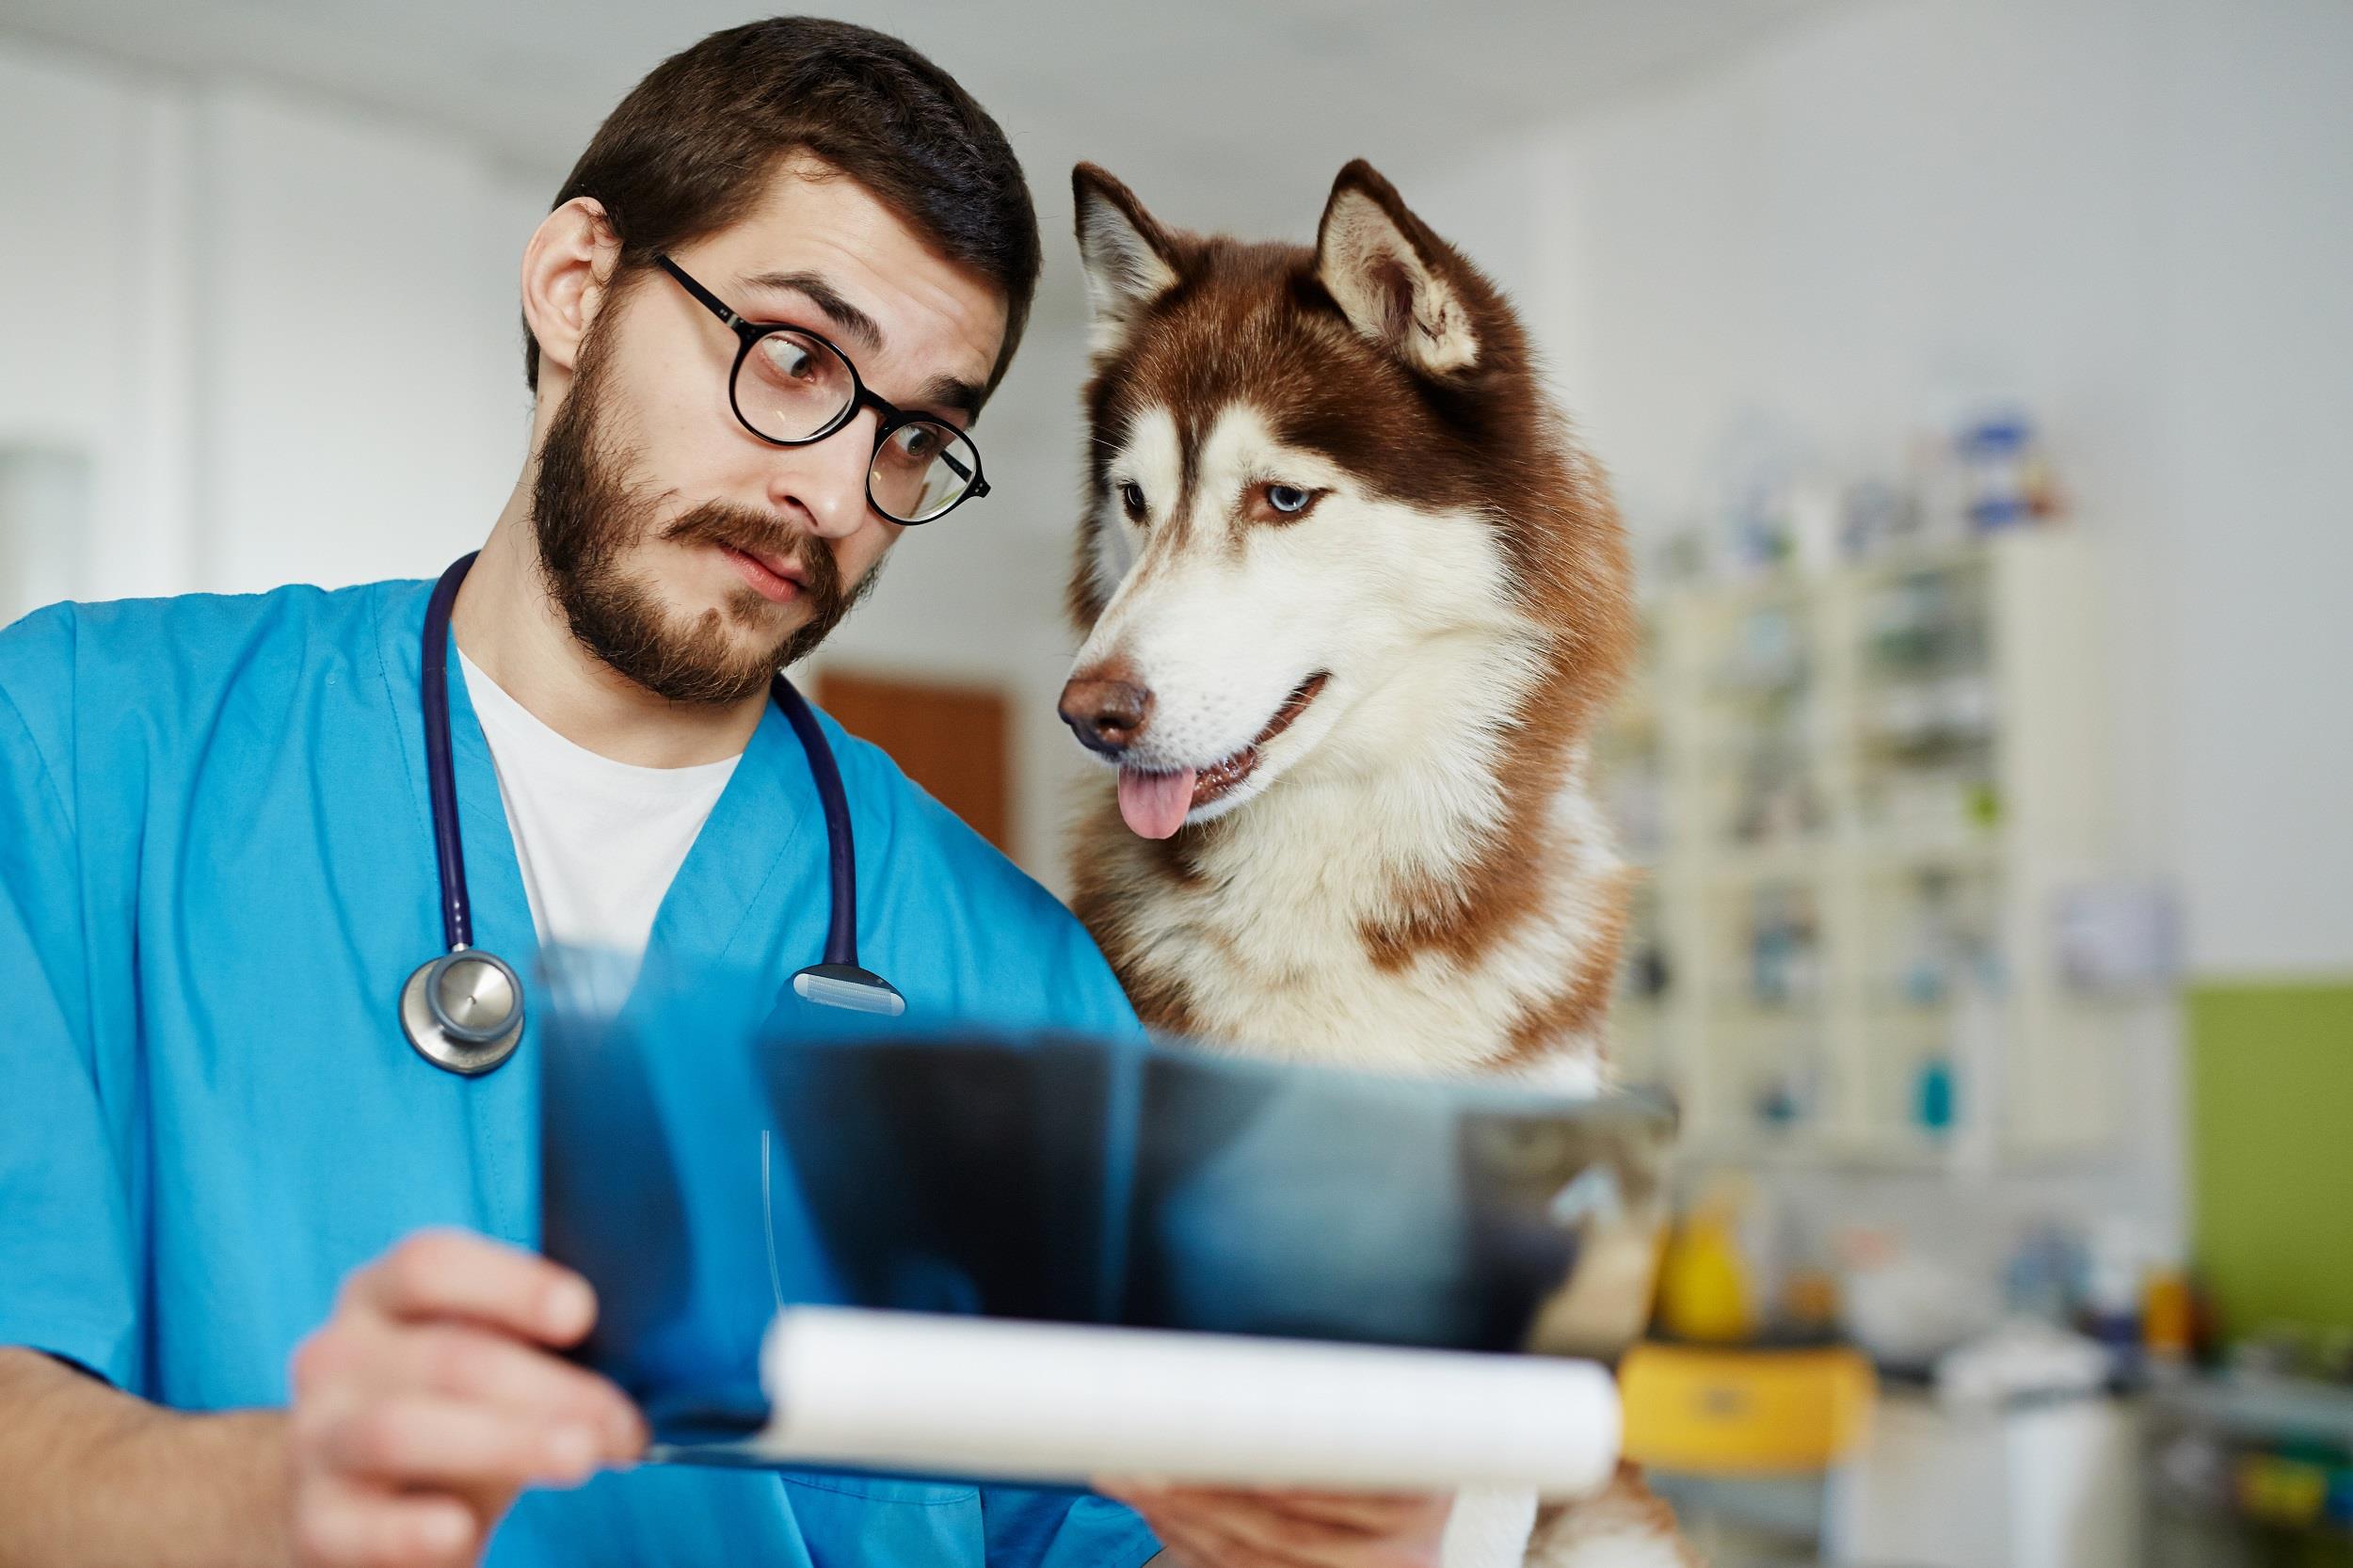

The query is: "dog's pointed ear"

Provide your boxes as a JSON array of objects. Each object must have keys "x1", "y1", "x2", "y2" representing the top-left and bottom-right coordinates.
[
  {"x1": 1314, "y1": 160, "x2": 1480, "y2": 376},
  {"x1": 1074, "y1": 163, "x2": 1179, "y2": 359}
]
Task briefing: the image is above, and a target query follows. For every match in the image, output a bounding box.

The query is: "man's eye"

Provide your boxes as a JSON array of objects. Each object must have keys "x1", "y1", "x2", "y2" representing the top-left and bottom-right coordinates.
[
  {"x1": 760, "y1": 336, "x2": 818, "y2": 382},
  {"x1": 1117, "y1": 482, "x2": 1147, "y2": 521}
]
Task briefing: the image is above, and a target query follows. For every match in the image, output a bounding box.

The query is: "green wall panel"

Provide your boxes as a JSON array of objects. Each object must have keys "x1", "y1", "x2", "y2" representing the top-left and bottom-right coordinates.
[{"x1": 2188, "y1": 982, "x2": 2353, "y2": 1338}]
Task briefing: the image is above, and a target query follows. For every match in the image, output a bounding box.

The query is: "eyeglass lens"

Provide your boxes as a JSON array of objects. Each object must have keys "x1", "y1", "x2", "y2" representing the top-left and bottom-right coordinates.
[{"x1": 735, "y1": 330, "x2": 980, "y2": 524}]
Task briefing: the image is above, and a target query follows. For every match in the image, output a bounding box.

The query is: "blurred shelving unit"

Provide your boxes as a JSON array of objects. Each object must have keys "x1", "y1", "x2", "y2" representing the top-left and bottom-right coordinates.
[{"x1": 1597, "y1": 530, "x2": 2125, "y2": 1164}]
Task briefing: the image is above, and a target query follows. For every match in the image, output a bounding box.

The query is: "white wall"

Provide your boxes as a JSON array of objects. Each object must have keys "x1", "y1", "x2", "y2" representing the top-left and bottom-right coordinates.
[
  {"x1": 200, "y1": 86, "x2": 547, "y2": 593},
  {"x1": 2145, "y1": 0, "x2": 2353, "y2": 979},
  {"x1": 0, "y1": 35, "x2": 551, "y2": 619},
  {"x1": 1471, "y1": 0, "x2": 2353, "y2": 981},
  {"x1": 0, "y1": 40, "x2": 195, "y2": 604}
]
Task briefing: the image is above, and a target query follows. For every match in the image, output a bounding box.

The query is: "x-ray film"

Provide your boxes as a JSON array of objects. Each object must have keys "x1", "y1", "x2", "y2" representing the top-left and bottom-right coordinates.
[{"x1": 536, "y1": 949, "x2": 1673, "y2": 1484}]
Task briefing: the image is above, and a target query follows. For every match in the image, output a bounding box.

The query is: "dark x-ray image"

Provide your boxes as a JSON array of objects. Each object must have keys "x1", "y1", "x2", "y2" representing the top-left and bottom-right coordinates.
[{"x1": 537, "y1": 952, "x2": 1675, "y2": 1459}]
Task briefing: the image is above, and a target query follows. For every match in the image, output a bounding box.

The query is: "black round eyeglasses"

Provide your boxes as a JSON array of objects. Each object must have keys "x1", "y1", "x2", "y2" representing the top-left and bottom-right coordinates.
[{"x1": 654, "y1": 253, "x2": 989, "y2": 526}]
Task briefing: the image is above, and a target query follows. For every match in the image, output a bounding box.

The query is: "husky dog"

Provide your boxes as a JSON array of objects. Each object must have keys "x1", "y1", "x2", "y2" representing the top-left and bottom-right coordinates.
[{"x1": 1054, "y1": 161, "x2": 1691, "y2": 1567}]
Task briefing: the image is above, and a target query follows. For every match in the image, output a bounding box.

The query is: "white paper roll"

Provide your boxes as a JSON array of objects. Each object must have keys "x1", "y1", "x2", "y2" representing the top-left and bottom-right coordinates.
[{"x1": 753, "y1": 1307, "x2": 1621, "y2": 1499}]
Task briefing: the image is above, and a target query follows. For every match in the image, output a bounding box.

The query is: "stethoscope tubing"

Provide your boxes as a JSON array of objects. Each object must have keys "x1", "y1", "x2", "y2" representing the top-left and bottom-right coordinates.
[
  {"x1": 402, "y1": 552, "x2": 901, "y2": 1076},
  {"x1": 422, "y1": 556, "x2": 479, "y2": 952},
  {"x1": 768, "y1": 673, "x2": 857, "y2": 971}
]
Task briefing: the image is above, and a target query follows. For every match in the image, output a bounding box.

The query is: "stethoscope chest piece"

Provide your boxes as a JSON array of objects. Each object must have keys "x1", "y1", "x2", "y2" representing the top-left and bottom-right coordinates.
[
  {"x1": 790, "y1": 962, "x2": 906, "y2": 1016},
  {"x1": 401, "y1": 949, "x2": 525, "y2": 1076}
]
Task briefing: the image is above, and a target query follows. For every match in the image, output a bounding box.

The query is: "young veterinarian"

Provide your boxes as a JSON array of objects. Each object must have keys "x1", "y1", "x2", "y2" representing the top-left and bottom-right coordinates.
[{"x1": 0, "y1": 18, "x2": 1449, "y2": 1568}]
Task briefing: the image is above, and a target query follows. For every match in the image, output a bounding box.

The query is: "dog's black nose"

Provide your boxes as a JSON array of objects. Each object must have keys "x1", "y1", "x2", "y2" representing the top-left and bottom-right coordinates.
[{"x1": 1059, "y1": 674, "x2": 1153, "y2": 757}]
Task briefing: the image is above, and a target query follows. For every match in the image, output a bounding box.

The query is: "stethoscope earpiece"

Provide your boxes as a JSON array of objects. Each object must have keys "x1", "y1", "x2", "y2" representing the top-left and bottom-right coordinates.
[{"x1": 400, "y1": 554, "x2": 898, "y2": 1077}]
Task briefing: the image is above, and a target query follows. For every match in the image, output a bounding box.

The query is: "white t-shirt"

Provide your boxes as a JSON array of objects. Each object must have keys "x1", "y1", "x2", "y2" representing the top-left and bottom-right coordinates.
[{"x1": 457, "y1": 649, "x2": 741, "y2": 965}]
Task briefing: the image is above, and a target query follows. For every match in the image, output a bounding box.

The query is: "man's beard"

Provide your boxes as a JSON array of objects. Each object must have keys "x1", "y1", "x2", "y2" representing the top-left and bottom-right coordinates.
[{"x1": 530, "y1": 320, "x2": 884, "y2": 705}]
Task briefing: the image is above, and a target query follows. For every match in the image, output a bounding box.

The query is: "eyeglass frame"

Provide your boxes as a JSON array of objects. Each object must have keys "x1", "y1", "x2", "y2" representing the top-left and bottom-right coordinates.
[{"x1": 651, "y1": 252, "x2": 990, "y2": 525}]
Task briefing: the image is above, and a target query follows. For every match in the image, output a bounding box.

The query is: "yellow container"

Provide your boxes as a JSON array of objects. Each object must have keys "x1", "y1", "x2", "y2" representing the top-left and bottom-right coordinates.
[
  {"x1": 1653, "y1": 1211, "x2": 1756, "y2": 1344},
  {"x1": 1620, "y1": 1342, "x2": 1877, "y2": 1474}
]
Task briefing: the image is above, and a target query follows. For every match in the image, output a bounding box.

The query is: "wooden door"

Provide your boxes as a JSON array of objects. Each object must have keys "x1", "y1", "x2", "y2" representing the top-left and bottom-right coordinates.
[{"x1": 813, "y1": 667, "x2": 1014, "y2": 856}]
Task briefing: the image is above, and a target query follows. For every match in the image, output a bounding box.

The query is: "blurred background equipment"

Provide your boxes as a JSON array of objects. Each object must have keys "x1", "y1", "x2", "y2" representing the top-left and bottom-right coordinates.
[{"x1": 1623, "y1": 1340, "x2": 1878, "y2": 1565}]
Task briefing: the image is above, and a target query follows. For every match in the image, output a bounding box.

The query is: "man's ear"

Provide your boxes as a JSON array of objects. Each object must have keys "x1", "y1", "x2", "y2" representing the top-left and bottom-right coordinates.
[
  {"x1": 520, "y1": 197, "x2": 621, "y2": 384},
  {"x1": 1073, "y1": 163, "x2": 1180, "y2": 360},
  {"x1": 1314, "y1": 160, "x2": 1480, "y2": 376}
]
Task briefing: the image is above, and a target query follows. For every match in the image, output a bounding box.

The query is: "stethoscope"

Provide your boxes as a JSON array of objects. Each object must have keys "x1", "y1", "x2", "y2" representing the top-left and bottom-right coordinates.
[{"x1": 399, "y1": 552, "x2": 906, "y2": 1076}]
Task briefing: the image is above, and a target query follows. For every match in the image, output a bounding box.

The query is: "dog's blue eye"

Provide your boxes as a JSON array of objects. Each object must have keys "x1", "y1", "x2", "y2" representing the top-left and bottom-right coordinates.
[{"x1": 1268, "y1": 485, "x2": 1311, "y2": 515}]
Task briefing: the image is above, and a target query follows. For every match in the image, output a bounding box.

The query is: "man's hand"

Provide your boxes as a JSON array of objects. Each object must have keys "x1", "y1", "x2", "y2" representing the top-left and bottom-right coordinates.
[
  {"x1": 286, "y1": 1229, "x2": 647, "y2": 1568},
  {"x1": 1099, "y1": 1481, "x2": 1451, "y2": 1568}
]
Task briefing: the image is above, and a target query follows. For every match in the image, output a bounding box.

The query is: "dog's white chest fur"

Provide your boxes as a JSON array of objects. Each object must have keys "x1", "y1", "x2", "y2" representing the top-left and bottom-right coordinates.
[{"x1": 1088, "y1": 726, "x2": 1625, "y2": 1094}]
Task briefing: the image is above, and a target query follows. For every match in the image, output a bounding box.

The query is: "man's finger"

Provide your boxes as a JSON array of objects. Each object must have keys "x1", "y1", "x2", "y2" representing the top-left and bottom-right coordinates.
[
  {"x1": 1216, "y1": 1488, "x2": 1440, "y2": 1533},
  {"x1": 318, "y1": 1392, "x2": 606, "y2": 1491},
  {"x1": 292, "y1": 1473, "x2": 479, "y2": 1568},
  {"x1": 1123, "y1": 1495, "x2": 1335, "y2": 1568},
  {"x1": 1112, "y1": 1484, "x2": 1395, "y2": 1537},
  {"x1": 1102, "y1": 1480, "x2": 1430, "y2": 1530},
  {"x1": 1134, "y1": 1505, "x2": 1309, "y2": 1568},
  {"x1": 346, "y1": 1230, "x2": 597, "y2": 1345},
  {"x1": 395, "y1": 1322, "x2": 644, "y2": 1460}
]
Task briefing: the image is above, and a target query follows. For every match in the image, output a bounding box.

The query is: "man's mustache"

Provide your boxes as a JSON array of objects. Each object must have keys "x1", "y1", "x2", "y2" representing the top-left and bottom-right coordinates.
[{"x1": 662, "y1": 504, "x2": 844, "y2": 610}]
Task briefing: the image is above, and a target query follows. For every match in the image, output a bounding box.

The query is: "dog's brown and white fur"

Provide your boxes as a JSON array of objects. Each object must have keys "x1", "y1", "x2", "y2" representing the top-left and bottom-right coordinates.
[{"x1": 1056, "y1": 161, "x2": 1693, "y2": 1568}]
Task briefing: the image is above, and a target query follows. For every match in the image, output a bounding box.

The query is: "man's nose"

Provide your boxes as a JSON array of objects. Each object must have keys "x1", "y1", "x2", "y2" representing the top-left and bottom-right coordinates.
[
  {"x1": 1058, "y1": 670, "x2": 1154, "y2": 757},
  {"x1": 770, "y1": 411, "x2": 877, "y2": 539}
]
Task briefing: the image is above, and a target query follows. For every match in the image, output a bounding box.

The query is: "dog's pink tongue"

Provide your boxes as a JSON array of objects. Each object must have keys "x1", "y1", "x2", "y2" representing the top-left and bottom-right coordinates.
[{"x1": 1117, "y1": 767, "x2": 1197, "y2": 840}]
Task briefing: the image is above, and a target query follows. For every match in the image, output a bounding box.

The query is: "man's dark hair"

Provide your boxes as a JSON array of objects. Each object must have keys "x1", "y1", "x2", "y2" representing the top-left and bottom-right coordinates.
[{"x1": 524, "y1": 17, "x2": 1039, "y2": 400}]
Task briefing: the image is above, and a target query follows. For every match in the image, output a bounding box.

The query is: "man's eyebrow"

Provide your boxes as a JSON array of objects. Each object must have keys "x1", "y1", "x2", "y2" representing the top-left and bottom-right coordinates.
[
  {"x1": 918, "y1": 374, "x2": 986, "y2": 423},
  {"x1": 742, "y1": 269, "x2": 884, "y2": 356},
  {"x1": 742, "y1": 270, "x2": 989, "y2": 421}
]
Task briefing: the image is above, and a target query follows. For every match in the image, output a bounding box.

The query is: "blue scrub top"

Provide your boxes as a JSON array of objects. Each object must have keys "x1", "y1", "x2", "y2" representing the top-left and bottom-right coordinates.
[{"x1": 0, "y1": 578, "x2": 1160, "y2": 1568}]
